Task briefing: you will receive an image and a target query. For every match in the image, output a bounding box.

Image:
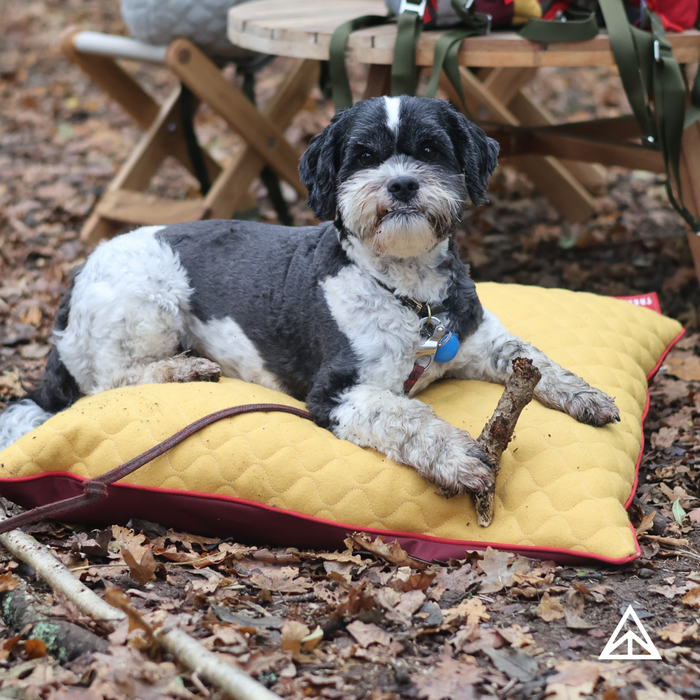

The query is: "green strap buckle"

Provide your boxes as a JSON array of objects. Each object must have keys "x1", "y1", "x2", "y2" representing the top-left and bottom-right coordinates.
[
  {"x1": 398, "y1": 0, "x2": 427, "y2": 17},
  {"x1": 653, "y1": 39, "x2": 672, "y2": 63}
]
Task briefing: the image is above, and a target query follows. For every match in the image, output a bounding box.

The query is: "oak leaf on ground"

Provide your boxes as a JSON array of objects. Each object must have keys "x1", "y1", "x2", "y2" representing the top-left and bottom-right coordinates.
[
  {"x1": 411, "y1": 654, "x2": 483, "y2": 700},
  {"x1": 346, "y1": 533, "x2": 426, "y2": 569},
  {"x1": 537, "y1": 592, "x2": 565, "y2": 622},
  {"x1": 658, "y1": 621, "x2": 699, "y2": 645}
]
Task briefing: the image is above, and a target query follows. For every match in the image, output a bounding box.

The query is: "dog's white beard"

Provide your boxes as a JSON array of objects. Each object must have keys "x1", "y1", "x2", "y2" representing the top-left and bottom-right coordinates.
[
  {"x1": 337, "y1": 156, "x2": 461, "y2": 259},
  {"x1": 370, "y1": 212, "x2": 436, "y2": 257}
]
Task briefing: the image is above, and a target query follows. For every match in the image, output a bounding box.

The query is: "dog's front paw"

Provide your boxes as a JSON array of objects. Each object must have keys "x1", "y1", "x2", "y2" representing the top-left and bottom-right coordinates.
[
  {"x1": 426, "y1": 429, "x2": 495, "y2": 497},
  {"x1": 564, "y1": 387, "x2": 620, "y2": 427}
]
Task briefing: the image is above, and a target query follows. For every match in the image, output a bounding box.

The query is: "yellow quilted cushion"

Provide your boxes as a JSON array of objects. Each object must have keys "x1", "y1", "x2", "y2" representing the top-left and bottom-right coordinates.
[{"x1": 0, "y1": 284, "x2": 683, "y2": 563}]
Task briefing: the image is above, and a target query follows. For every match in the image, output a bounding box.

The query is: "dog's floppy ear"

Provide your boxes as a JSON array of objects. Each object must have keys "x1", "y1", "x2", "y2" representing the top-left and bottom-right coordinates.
[
  {"x1": 444, "y1": 106, "x2": 499, "y2": 205},
  {"x1": 299, "y1": 110, "x2": 350, "y2": 221}
]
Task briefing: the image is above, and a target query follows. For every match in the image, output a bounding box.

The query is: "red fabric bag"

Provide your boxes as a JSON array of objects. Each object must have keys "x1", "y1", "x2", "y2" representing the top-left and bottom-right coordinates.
[{"x1": 646, "y1": 0, "x2": 698, "y2": 32}]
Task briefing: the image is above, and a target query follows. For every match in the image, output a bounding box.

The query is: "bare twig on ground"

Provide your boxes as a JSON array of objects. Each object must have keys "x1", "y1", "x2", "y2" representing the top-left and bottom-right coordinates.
[
  {"x1": 474, "y1": 357, "x2": 541, "y2": 528},
  {"x1": 0, "y1": 508, "x2": 282, "y2": 699},
  {"x1": 155, "y1": 627, "x2": 281, "y2": 700},
  {"x1": 0, "y1": 510, "x2": 124, "y2": 624}
]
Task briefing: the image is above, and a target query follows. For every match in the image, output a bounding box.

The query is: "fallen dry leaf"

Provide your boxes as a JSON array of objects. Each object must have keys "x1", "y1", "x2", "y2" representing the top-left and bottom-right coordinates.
[
  {"x1": 0, "y1": 573, "x2": 19, "y2": 593},
  {"x1": 411, "y1": 654, "x2": 483, "y2": 700},
  {"x1": 649, "y1": 583, "x2": 693, "y2": 599},
  {"x1": 442, "y1": 597, "x2": 490, "y2": 629},
  {"x1": 658, "y1": 621, "x2": 699, "y2": 645},
  {"x1": 110, "y1": 526, "x2": 150, "y2": 561},
  {"x1": 666, "y1": 354, "x2": 700, "y2": 382},
  {"x1": 346, "y1": 620, "x2": 393, "y2": 648},
  {"x1": 121, "y1": 547, "x2": 157, "y2": 586},
  {"x1": 394, "y1": 589, "x2": 426, "y2": 617},
  {"x1": 0, "y1": 369, "x2": 24, "y2": 397},
  {"x1": 247, "y1": 566, "x2": 312, "y2": 594},
  {"x1": 429, "y1": 565, "x2": 480, "y2": 601},
  {"x1": 682, "y1": 587, "x2": 700, "y2": 608},
  {"x1": 281, "y1": 620, "x2": 311, "y2": 654},
  {"x1": 537, "y1": 592, "x2": 565, "y2": 622},
  {"x1": 478, "y1": 548, "x2": 530, "y2": 594},
  {"x1": 635, "y1": 511, "x2": 658, "y2": 536},
  {"x1": 498, "y1": 624, "x2": 535, "y2": 648},
  {"x1": 23, "y1": 638, "x2": 46, "y2": 660},
  {"x1": 546, "y1": 660, "x2": 602, "y2": 700},
  {"x1": 346, "y1": 533, "x2": 426, "y2": 569},
  {"x1": 652, "y1": 426, "x2": 680, "y2": 450}
]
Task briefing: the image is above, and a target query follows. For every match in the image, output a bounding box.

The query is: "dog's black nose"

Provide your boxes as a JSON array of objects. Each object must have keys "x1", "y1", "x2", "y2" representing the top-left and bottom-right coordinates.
[{"x1": 387, "y1": 176, "x2": 419, "y2": 202}]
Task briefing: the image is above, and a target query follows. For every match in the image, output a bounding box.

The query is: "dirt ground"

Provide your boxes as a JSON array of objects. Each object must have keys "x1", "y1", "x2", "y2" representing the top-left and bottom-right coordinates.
[{"x1": 2, "y1": 1, "x2": 700, "y2": 698}]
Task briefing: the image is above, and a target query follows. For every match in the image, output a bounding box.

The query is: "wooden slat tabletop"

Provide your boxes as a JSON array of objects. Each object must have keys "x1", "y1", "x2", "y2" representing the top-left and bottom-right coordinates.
[{"x1": 228, "y1": 0, "x2": 700, "y2": 67}]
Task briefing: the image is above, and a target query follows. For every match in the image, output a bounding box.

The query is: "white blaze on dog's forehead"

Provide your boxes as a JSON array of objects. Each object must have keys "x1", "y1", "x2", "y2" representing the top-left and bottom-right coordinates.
[{"x1": 383, "y1": 96, "x2": 401, "y2": 134}]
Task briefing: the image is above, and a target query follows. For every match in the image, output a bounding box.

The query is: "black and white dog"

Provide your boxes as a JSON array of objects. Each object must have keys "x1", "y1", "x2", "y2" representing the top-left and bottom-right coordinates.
[{"x1": 0, "y1": 96, "x2": 619, "y2": 498}]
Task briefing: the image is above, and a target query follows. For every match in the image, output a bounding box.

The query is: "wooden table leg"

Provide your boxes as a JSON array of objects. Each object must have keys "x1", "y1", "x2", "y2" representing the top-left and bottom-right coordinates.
[
  {"x1": 479, "y1": 67, "x2": 537, "y2": 106},
  {"x1": 82, "y1": 87, "x2": 222, "y2": 244},
  {"x1": 205, "y1": 60, "x2": 320, "y2": 219},
  {"x1": 441, "y1": 67, "x2": 596, "y2": 223},
  {"x1": 479, "y1": 67, "x2": 607, "y2": 195},
  {"x1": 679, "y1": 120, "x2": 700, "y2": 284},
  {"x1": 166, "y1": 39, "x2": 306, "y2": 199},
  {"x1": 61, "y1": 28, "x2": 159, "y2": 131},
  {"x1": 508, "y1": 89, "x2": 608, "y2": 195}
]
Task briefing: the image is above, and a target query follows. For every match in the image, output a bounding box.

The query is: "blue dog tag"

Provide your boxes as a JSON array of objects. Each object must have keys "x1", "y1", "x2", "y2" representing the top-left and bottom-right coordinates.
[{"x1": 434, "y1": 332, "x2": 459, "y2": 363}]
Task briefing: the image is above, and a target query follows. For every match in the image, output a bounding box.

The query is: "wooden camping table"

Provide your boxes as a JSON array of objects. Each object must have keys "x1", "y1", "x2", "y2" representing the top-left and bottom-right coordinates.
[{"x1": 228, "y1": 0, "x2": 700, "y2": 281}]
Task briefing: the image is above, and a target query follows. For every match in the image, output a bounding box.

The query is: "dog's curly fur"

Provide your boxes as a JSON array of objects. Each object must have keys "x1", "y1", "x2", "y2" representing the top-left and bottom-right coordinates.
[{"x1": 0, "y1": 96, "x2": 619, "y2": 496}]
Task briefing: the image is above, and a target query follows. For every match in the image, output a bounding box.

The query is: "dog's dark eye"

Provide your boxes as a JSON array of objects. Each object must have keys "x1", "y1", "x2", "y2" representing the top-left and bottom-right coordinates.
[
  {"x1": 359, "y1": 152, "x2": 375, "y2": 166},
  {"x1": 421, "y1": 145, "x2": 437, "y2": 161}
]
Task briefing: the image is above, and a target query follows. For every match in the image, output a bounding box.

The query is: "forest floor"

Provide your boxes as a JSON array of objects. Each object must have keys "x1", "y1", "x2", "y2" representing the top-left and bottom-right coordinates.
[{"x1": 1, "y1": 1, "x2": 700, "y2": 698}]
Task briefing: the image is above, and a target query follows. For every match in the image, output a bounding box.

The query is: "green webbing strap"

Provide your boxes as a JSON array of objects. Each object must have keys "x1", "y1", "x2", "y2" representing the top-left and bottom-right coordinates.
[
  {"x1": 179, "y1": 83, "x2": 211, "y2": 196},
  {"x1": 424, "y1": 3, "x2": 491, "y2": 112},
  {"x1": 597, "y1": 0, "x2": 657, "y2": 142},
  {"x1": 239, "y1": 67, "x2": 292, "y2": 226},
  {"x1": 424, "y1": 29, "x2": 477, "y2": 112},
  {"x1": 329, "y1": 14, "x2": 390, "y2": 111},
  {"x1": 391, "y1": 10, "x2": 424, "y2": 97},
  {"x1": 648, "y1": 12, "x2": 700, "y2": 232},
  {"x1": 519, "y1": 7, "x2": 599, "y2": 42}
]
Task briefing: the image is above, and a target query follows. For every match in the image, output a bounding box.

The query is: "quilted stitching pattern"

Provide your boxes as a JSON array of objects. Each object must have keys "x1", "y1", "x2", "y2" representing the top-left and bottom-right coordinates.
[{"x1": 0, "y1": 284, "x2": 682, "y2": 561}]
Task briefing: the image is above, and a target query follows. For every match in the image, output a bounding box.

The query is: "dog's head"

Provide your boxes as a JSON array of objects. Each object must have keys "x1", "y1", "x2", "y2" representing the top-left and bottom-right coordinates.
[{"x1": 299, "y1": 96, "x2": 499, "y2": 258}]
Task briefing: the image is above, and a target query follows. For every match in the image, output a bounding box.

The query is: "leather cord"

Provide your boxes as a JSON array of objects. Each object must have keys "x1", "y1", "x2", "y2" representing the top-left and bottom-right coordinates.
[{"x1": 0, "y1": 403, "x2": 315, "y2": 536}]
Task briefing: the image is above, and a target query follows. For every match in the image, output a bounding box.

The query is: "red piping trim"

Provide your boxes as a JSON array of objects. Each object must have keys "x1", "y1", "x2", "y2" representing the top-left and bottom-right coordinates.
[
  {"x1": 0, "y1": 471, "x2": 640, "y2": 565},
  {"x1": 0, "y1": 300, "x2": 684, "y2": 566}
]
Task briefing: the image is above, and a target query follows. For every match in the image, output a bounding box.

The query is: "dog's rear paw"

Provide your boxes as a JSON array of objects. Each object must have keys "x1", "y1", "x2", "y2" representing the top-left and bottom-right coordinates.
[
  {"x1": 566, "y1": 388, "x2": 620, "y2": 427},
  {"x1": 171, "y1": 357, "x2": 221, "y2": 383}
]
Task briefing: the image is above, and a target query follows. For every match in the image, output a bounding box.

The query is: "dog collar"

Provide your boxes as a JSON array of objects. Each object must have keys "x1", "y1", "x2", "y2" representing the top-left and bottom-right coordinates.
[
  {"x1": 374, "y1": 280, "x2": 459, "y2": 393},
  {"x1": 375, "y1": 279, "x2": 446, "y2": 318}
]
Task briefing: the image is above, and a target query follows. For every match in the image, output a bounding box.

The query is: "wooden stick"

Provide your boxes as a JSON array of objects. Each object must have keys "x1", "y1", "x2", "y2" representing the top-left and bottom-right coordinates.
[
  {"x1": 0, "y1": 578, "x2": 109, "y2": 662},
  {"x1": 474, "y1": 357, "x2": 541, "y2": 528},
  {"x1": 155, "y1": 627, "x2": 281, "y2": 700},
  {"x1": 0, "y1": 508, "x2": 283, "y2": 699},
  {"x1": 0, "y1": 510, "x2": 124, "y2": 624}
]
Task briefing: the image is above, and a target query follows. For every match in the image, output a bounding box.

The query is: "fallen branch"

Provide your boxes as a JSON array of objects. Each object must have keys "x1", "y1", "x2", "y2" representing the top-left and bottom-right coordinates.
[
  {"x1": 0, "y1": 515, "x2": 124, "y2": 624},
  {"x1": 0, "y1": 508, "x2": 282, "y2": 699},
  {"x1": 474, "y1": 357, "x2": 541, "y2": 528},
  {"x1": 155, "y1": 627, "x2": 281, "y2": 700},
  {"x1": 0, "y1": 578, "x2": 109, "y2": 662}
]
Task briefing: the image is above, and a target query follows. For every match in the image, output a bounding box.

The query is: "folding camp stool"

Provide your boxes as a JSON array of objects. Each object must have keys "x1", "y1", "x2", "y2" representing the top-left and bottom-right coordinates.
[{"x1": 61, "y1": 29, "x2": 319, "y2": 244}]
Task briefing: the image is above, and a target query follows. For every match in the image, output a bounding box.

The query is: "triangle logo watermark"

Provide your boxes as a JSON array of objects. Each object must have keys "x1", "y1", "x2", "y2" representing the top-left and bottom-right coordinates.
[{"x1": 598, "y1": 605, "x2": 661, "y2": 660}]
